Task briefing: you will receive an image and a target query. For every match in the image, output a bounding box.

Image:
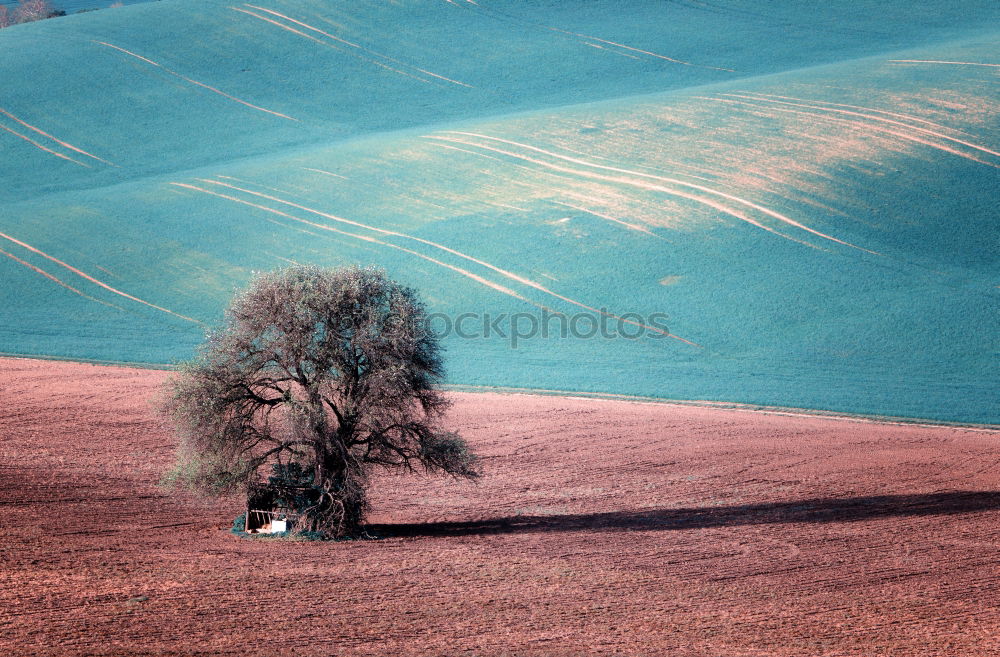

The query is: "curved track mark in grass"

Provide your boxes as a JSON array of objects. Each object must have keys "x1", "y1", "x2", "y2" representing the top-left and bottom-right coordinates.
[
  {"x1": 429, "y1": 141, "x2": 508, "y2": 164},
  {"x1": 585, "y1": 43, "x2": 642, "y2": 60},
  {"x1": 232, "y1": 7, "x2": 424, "y2": 83},
  {"x1": 438, "y1": 131, "x2": 879, "y2": 255},
  {"x1": 551, "y1": 200, "x2": 661, "y2": 237},
  {"x1": 544, "y1": 28, "x2": 734, "y2": 72},
  {"x1": 724, "y1": 93, "x2": 1000, "y2": 161},
  {"x1": 230, "y1": 8, "x2": 432, "y2": 85},
  {"x1": 199, "y1": 178, "x2": 573, "y2": 285},
  {"x1": 242, "y1": 4, "x2": 365, "y2": 48},
  {"x1": 452, "y1": 0, "x2": 733, "y2": 72},
  {"x1": 426, "y1": 135, "x2": 826, "y2": 252},
  {"x1": 0, "y1": 248, "x2": 123, "y2": 309},
  {"x1": 94, "y1": 41, "x2": 297, "y2": 122},
  {"x1": 243, "y1": 5, "x2": 473, "y2": 88},
  {"x1": 544, "y1": 137, "x2": 721, "y2": 181},
  {"x1": 302, "y1": 167, "x2": 348, "y2": 180},
  {"x1": 215, "y1": 175, "x2": 305, "y2": 198},
  {"x1": 193, "y1": 179, "x2": 701, "y2": 347},
  {"x1": 231, "y1": 7, "x2": 340, "y2": 50},
  {"x1": 0, "y1": 108, "x2": 114, "y2": 166},
  {"x1": 169, "y1": 182, "x2": 536, "y2": 307},
  {"x1": 484, "y1": 200, "x2": 530, "y2": 212},
  {"x1": 706, "y1": 95, "x2": 1000, "y2": 169},
  {"x1": 0, "y1": 123, "x2": 89, "y2": 167},
  {"x1": 542, "y1": 139, "x2": 725, "y2": 184},
  {"x1": 269, "y1": 253, "x2": 303, "y2": 266},
  {"x1": 427, "y1": 136, "x2": 811, "y2": 246},
  {"x1": 889, "y1": 60, "x2": 1000, "y2": 69},
  {"x1": 441, "y1": 131, "x2": 880, "y2": 253},
  {"x1": 745, "y1": 92, "x2": 979, "y2": 137},
  {"x1": 455, "y1": 132, "x2": 889, "y2": 254},
  {"x1": 712, "y1": 96, "x2": 1000, "y2": 169},
  {"x1": 0, "y1": 231, "x2": 201, "y2": 325}
]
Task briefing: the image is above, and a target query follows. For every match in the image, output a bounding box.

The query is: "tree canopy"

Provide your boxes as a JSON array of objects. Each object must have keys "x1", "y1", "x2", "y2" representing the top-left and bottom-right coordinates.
[{"x1": 162, "y1": 265, "x2": 478, "y2": 537}]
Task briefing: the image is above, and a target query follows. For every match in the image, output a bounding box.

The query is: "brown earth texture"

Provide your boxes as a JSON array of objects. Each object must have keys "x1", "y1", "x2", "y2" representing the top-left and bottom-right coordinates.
[{"x1": 1, "y1": 357, "x2": 999, "y2": 656}]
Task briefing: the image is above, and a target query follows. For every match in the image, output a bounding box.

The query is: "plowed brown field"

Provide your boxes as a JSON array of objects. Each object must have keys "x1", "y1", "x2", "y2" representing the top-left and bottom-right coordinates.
[{"x1": 1, "y1": 357, "x2": 998, "y2": 656}]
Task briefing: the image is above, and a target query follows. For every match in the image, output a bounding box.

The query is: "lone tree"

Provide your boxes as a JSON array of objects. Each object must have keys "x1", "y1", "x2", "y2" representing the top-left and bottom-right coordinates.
[{"x1": 162, "y1": 265, "x2": 478, "y2": 538}]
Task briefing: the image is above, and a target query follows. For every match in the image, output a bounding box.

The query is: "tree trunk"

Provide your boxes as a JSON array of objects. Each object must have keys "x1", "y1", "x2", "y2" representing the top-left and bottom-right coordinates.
[{"x1": 313, "y1": 446, "x2": 365, "y2": 538}]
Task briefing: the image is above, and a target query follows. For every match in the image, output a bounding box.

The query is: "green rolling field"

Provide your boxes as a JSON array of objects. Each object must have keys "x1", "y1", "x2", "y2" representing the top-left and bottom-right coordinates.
[{"x1": 1, "y1": 0, "x2": 997, "y2": 422}]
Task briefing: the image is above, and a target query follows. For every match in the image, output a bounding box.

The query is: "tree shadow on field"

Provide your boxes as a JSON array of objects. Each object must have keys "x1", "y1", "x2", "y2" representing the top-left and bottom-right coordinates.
[{"x1": 371, "y1": 491, "x2": 1000, "y2": 539}]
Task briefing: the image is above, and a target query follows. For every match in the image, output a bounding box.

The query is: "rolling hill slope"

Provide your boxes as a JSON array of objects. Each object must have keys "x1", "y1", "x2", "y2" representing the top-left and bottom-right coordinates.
[{"x1": 1, "y1": 0, "x2": 997, "y2": 422}]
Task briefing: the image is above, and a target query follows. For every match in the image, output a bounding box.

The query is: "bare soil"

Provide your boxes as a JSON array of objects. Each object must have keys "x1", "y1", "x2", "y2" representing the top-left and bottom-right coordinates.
[{"x1": 1, "y1": 357, "x2": 998, "y2": 656}]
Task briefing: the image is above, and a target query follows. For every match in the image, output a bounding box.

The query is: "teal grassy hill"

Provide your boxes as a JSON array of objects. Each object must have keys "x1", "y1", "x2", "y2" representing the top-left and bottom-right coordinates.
[{"x1": 1, "y1": 0, "x2": 997, "y2": 423}]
